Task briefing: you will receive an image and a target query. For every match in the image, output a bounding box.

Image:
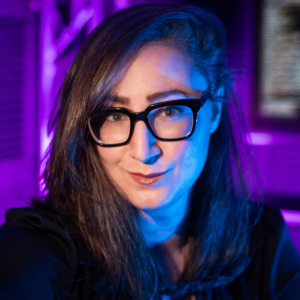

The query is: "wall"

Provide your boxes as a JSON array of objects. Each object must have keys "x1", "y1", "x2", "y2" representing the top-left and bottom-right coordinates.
[{"x1": 0, "y1": 0, "x2": 39, "y2": 224}]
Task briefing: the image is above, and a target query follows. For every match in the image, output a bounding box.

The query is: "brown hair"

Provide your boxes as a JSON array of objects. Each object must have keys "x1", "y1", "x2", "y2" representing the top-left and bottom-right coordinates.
[{"x1": 32, "y1": 4, "x2": 261, "y2": 299}]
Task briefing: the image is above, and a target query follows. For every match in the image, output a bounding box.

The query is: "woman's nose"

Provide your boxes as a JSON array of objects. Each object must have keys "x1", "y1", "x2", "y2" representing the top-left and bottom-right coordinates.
[{"x1": 129, "y1": 121, "x2": 161, "y2": 164}]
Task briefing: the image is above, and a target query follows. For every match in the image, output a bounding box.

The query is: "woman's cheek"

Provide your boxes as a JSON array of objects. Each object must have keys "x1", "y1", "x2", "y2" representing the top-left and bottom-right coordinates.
[
  {"x1": 97, "y1": 146, "x2": 129, "y2": 178},
  {"x1": 97, "y1": 146, "x2": 125, "y2": 165},
  {"x1": 180, "y1": 129, "x2": 211, "y2": 183}
]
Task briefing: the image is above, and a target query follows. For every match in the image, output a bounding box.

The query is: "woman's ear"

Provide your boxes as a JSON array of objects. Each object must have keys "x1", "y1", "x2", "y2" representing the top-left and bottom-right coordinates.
[{"x1": 209, "y1": 87, "x2": 223, "y2": 134}]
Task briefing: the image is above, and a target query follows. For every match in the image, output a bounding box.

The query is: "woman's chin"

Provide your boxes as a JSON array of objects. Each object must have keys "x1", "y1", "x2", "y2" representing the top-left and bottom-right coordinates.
[
  {"x1": 130, "y1": 198, "x2": 166, "y2": 210},
  {"x1": 126, "y1": 189, "x2": 169, "y2": 210}
]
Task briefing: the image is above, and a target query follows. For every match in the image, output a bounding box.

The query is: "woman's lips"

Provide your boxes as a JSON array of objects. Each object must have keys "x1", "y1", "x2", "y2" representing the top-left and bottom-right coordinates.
[{"x1": 127, "y1": 171, "x2": 166, "y2": 185}]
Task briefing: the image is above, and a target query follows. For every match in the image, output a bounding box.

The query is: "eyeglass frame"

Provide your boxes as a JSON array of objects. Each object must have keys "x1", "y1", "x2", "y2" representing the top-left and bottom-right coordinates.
[{"x1": 87, "y1": 91, "x2": 211, "y2": 147}]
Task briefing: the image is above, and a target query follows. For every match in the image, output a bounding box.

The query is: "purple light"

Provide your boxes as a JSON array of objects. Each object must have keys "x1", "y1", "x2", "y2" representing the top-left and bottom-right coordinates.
[
  {"x1": 28, "y1": 0, "x2": 43, "y2": 12},
  {"x1": 114, "y1": 0, "x2": 129, "y2": 10},
  {"x1": 247, "y1": 132, "x2": 273, "y2": 145},
  {"x1": 40, "y1": 4, "x2": 95, "y2": 192},
  {"x1": 281, "y1": 209, "x2": 300, "y2": 226},
  {"x1": 48, "y1": 7, "x2": 94, "y2": 63}
]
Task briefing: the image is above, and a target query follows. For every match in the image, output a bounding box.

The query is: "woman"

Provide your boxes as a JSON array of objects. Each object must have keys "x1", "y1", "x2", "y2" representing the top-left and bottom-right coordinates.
[{"x1": 1, "y1": 4, "x2": 300, "y2": 300}]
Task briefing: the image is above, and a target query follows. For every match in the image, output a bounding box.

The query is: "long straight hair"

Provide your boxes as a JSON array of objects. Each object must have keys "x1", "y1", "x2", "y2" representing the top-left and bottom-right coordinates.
[{"x1": 32, "y1": 5, "x2": 262, "y2": 299}]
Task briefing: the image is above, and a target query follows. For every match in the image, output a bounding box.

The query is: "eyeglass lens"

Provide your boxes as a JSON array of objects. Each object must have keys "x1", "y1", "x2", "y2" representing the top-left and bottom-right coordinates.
[
  {"x1": 91, "y1": 104, "x2": 194, "y2": 144},
  {"x1": 148, "y1": 105, "x2": 193, "y2": 138}
]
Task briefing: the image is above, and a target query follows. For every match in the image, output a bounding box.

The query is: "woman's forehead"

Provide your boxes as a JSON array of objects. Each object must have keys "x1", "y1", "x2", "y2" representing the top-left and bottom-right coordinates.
[{"x1": 115, "y1": 44, "x2": 207, "y2": 100}]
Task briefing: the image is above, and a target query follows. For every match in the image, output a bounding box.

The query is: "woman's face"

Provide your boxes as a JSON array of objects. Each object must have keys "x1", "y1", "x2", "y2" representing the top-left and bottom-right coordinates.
[{"x1": 97, "y1": 44, "x2": 220, "y2": 210}]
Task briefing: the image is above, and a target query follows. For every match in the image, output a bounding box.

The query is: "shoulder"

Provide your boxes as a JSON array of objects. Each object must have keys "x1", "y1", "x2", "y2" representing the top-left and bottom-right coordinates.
[
  {"x1": 0, "y1": 206, "x2": 79, "y2": 300},
  {"x1": 249, "y1": 203, "x2": 296, "y2": 250},
  {"x1": 248, "y1": 204, "x2": 300, "y2": 299},
  {"x1": 262, "y1": 205, "x2": 300, "y2": 299},
  {"x1": 256, "y1": 204, "x2": 299, "y2": 264}
]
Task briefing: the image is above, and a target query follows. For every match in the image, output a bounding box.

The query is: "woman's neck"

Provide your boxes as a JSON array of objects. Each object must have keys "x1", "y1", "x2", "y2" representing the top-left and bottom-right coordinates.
[
  {"x1": 156, "y1": 234, "x2": 191, "y2": 284},
  {"x1": 136, "y1": 192, "x2": 190, "y2": 247},
  {"x1": 136, "y1": 192, "x2": 193, "y2": 286}
]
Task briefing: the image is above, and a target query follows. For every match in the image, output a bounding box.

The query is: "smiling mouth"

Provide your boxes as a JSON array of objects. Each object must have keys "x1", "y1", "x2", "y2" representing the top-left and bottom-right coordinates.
[{"x1": 127, "y1": 171, "x2": 166, "y2": 185}]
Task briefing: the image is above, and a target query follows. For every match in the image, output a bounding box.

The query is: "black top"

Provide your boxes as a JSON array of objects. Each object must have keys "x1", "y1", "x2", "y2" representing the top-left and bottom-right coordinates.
[{"x1": 0, "y1": 205, "x2": 300, "y2": 300}]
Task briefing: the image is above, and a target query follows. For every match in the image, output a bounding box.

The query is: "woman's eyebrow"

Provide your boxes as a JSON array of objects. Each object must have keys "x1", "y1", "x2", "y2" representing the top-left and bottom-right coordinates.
[
  {"x1": 111, "y1": 89, "x2": 189, "y2": 105},
  {"x1": 147, "y1": 89, "x2": 189, "y2": 102},
  {"x1": 111, "y1": 96, "x2": 130, "y2": 105}
]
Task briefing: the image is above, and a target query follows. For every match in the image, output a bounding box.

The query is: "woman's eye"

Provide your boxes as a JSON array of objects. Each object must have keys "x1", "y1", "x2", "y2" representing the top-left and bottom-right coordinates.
[
  {"x1": 106, "y1": 113, "x2": 125, "y2": 121},
  {"x1": 159, "y1": 107, "x2": 182, "y2": 117}
]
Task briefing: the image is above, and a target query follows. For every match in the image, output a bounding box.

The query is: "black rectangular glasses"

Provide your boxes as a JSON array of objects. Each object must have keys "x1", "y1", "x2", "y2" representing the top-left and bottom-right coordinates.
[{"x1": 88, "y1": 91, "x2": 210, "y2": 147}]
